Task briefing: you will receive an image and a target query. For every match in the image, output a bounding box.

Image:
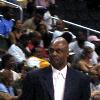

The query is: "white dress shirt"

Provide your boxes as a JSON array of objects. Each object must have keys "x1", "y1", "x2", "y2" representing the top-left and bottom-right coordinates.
[
  {"x1": 52, "y1": 66, "x2": 67, "y2": 100},
  {"x1": 8, "y1": 44, "x2": 26, "y2": 63}
]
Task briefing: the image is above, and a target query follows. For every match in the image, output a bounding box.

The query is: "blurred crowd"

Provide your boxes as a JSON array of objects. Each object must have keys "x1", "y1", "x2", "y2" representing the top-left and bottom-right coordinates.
[{"x1": 0, "y1": 0, "x2": 100, "y2": 100}]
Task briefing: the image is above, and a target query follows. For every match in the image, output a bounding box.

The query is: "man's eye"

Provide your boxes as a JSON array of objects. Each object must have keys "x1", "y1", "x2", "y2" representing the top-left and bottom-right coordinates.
[
  {"x1": 49, "y1": 48, "x2": 63, "y2": 54},
  {"x1": 49, "y1": 48, "x2": 54, "y2": 53}
]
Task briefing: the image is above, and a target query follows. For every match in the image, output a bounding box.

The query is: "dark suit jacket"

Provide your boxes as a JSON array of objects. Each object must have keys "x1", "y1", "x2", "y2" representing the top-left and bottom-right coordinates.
[{"x1": 19, "y1": 66, "x2": 90, "y2": 100}]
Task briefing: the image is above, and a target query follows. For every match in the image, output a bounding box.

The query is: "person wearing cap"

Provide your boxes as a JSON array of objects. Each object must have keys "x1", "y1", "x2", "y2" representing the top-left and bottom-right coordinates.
[{"x1": 88, "y1": 35, "x2": 100, "y2": 42}]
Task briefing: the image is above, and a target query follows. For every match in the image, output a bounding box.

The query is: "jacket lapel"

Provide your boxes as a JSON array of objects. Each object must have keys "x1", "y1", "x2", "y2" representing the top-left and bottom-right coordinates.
[
  {"x1": 40, "y1": 66, "x2": 77, "y2": 100},
  {"x1": 41, "y1": 66, "x2": 54, "y2": 100},
  {"x1": 63, "y1": 67, "x2": 76, "y2": 100}
]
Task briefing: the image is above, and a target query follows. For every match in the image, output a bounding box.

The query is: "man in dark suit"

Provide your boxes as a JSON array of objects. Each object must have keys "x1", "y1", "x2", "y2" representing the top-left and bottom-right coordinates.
[{"x1": 19, "y1": 37, "x2": 90, "y2": 100}]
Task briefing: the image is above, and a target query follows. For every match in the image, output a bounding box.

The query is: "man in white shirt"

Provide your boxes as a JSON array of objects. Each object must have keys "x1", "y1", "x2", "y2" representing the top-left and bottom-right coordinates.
[
  {"x1": 69, "y1": 31, "x2": 98, "y2": 65},
  {"x1": 19, "y1": 37, "x2": 90, "y2": 100}
]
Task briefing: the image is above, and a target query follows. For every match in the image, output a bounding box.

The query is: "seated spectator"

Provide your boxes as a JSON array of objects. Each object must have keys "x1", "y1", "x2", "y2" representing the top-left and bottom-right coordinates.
[
  {"x1": 0, "y1": 53, "x2": 20, "y2": 81},
  {"x1": 8, "y1": 33, "x2": 49, "y2": 69},
  {"x1": 69, "y1": 31, "x2": 98, "y2": 65},
  {"x1": 36, "y1": 23, "x2": 53, "y2": 48},
  {"x1": 28, "y1": 32, "x2": 48, "y2": 58},
  {"x1": 76, "y1": 46, "x2": 94, "y2": 74},
  {"x1": 8, "y1": 34, "x2": 30, "y2": 64},
  {"x1": 52, "y1": 20, "x2": 75, "y2": 41},
  {"x1": 0, "y1": 70, "x2": 16, "y2": 96},
  {"x1": 52, "y1": 20, "x2": 65, "y2": 40},
  {"x1": 14, "y1": 20, "x2": 23, "y2": 30},
  {"x1": 8, "y1": 27, "x2": 23, "y2": 44},
  {"x1": 88, "y1": 35, "x2": 100, "y2": 56},
  {"x1": 0, "y1": 7, "x2": 14, "y2": 37},
  {"x1": 42, "y1": 8, "x2": 53, "y2": 30},
  {"x1": 22, "y1": 12, "x2": 45, "y2": 34}
]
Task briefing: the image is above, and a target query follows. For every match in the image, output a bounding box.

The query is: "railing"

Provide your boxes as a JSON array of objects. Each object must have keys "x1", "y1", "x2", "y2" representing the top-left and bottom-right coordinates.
[
  {"x1": 51, "y1": 16, "x2": 100, "y2": 35},
  {"x1": 0, "y1": 0, "x2": 23, "y2": 21},
  {"x1": 0, "y1": 1, "x2": 100, "y2": 35}
]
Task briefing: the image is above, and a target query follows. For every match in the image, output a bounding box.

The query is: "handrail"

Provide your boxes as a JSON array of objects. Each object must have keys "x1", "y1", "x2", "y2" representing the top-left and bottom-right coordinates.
[
  {"x1": 0, "y1": 1, "x2": 100, "y2": 34},
  {"x1": 0, "y1": 0, "x2": 23, "y2": 21},
  {"x1": 51, "y1": 16, "x2": 100, "y2": 34}
]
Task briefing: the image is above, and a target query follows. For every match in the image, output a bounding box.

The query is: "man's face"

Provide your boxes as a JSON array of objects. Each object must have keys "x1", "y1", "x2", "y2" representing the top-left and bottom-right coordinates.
[
  {"x1": 2, "y1": 70, "x2": 13, "y2": 86},
  {"x1": 56, "y1": 20, "x2": 65, "y2": 31},
  {"x1": 48, "y1": 38, "x2": 69, "y2": 70}
]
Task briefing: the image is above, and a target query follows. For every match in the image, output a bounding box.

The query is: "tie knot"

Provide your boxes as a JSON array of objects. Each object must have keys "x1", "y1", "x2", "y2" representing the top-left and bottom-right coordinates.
[{"x1": 57, "y1": 72, "x2": 62, "y2": 78}]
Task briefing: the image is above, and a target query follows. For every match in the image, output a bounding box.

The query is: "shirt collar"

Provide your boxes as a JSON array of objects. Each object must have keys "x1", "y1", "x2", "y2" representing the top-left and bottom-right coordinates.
[{"x1": 52, "y1": 65, "x2": 67, "y2": 79}]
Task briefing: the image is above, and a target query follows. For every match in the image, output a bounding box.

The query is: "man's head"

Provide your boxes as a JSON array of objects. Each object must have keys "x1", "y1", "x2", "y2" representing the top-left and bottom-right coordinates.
[
  {"x1": 1, "y1": 53, "x2": 16, "y2": 70},
  {"x1": 48, "y1": 37, "x2": 69, "y2": 70},
  {"x1": 76, "y1": 31, "x2": 87, "y2": 42},
  {"x1": 56, "y1": 20, "x2": 65, "y2": 31},
  {"x1": 3, "y1": 7, "x2": 14, "y2": 20},
  {"x1": 1, "y1": 70, "x2": 13, "y2": 86},
  {"x1": 76, "y1": 31, "x2": 87, "y2": 48}
]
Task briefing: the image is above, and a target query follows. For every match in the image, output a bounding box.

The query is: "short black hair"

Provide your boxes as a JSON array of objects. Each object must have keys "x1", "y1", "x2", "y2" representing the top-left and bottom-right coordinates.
[
  {"x1": 61, "y1": 32, "x2": 72, "y2": 43},
  {"x1": 1, "y1": 53, "x2": 13, "y2": 68}
]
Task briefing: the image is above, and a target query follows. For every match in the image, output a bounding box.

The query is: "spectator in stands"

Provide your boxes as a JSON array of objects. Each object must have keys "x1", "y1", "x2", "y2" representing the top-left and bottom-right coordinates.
[
  {"x1": 14, "y1": 20, "x2": 23, "y2": 29},
  {"x1": 0, "y1": 69, "x2": 16, "y2": 96},
  {"x1": 28, "y1": 32, "x2": 48, "y2": 58},
  {"x1": 36, "y1": 23, "x2": 53, "y2": 48},
  {"x1": 69, "y1": 31, "x2": 98, "y2": 65},
  {"x1": 22, "y1": 12, "x2": 45, "y2": 34},
  {"x1": 0, "y1": 7, "x2": 14, "y2": 37},
  {"x1": 0, "y1": 53, "x2": 20, "y2": 81},
  {"x1": 43, "y1": 8, "x2": 53, "y2": 30},
  {"x1": 88, "y1": 35, "x2": 100, "y2": 56},
  {"x1": 76, "y1": 46, "x2": 94, "y2": 74},
  {"x1": 8, "y1": 32, "x2": 48, "y2": 70},
  {"x1": 8, "y1": 27, "x2": 23, "y2": 44},
  {"x1": 52, "y1": 20, "x2": 65, "y2": 40},
  {"x1": 52, "y1": 20, "x2": 75, "y2": 41},
  {"x1": 16, "y1": 34, "x2": 34, "y2": 58},
  {"x1": 7, "y1": 34, "x2": 28, "y2": 64},
  {"x1": 8, "y1": 19, "x2": 23, "y2": 45}
]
